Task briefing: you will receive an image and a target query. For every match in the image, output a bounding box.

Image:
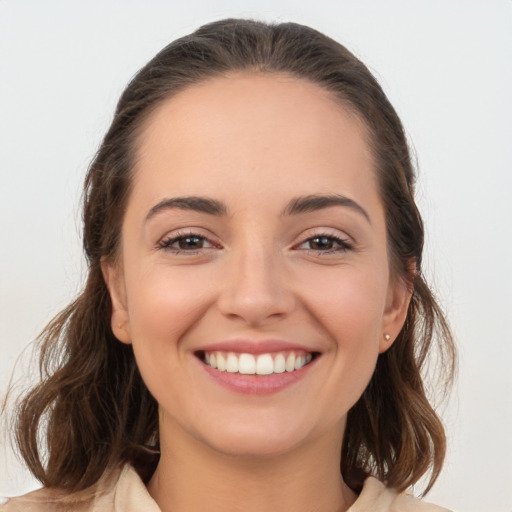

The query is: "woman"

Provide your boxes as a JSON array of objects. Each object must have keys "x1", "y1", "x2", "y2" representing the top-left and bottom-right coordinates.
[{"x1": 2, "y1": 18, "x2": 456, "y2": 512}]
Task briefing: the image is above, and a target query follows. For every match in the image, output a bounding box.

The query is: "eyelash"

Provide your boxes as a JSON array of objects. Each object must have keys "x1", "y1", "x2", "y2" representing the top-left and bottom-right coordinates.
[
  {"x1": 157, "y1": 231, "x2": 353, "y2": 255},
  {"x1": 296, "y1": 233, "x2": 353, "y2": 254},
  {"x1": 157, "y1": 230, "x2": 217, "y2": 253}
]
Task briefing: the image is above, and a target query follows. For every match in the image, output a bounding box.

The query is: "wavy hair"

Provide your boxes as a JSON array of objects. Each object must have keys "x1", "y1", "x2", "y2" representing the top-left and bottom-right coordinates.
[{"x1": 8, "y1": 18, "x2": 456, "y2": 495}]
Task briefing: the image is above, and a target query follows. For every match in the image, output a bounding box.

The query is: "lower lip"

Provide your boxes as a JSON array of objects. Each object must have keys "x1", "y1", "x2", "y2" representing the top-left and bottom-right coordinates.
[{"x1": 199, "y1": 357, "x2": 317, "y2": 395}]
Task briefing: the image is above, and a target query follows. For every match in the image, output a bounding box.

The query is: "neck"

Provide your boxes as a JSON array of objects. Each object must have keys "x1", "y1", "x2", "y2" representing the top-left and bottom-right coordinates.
[{"x1": 147, "y1": 418, "x2": 356, "y2": 512}]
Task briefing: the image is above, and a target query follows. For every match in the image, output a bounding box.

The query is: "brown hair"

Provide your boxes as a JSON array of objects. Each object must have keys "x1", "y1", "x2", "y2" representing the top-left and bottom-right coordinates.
[{"x1": 9, "y1": 18, "x2": 456, "y2": 495}]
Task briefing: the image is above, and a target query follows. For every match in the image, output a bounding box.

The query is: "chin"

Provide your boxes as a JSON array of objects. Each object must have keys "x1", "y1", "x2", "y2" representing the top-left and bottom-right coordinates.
[
  {"x1": 193, "y1": 412, "x2": 322, "y2": 460},
  {"x1": 208, "y1": 432, "x2": 302, "y2": 459}
]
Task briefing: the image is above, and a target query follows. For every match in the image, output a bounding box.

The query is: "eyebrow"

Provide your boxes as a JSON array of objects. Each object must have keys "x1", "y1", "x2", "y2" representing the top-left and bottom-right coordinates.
[
  {"x1": 281, "y1": 194, "x2": 371, "y2": 223},
  {"x1": 145, "y1": 193, "x2": 370, "y2": 224},
  {"x1": 145, "y1": 196, "x2": 227, "y2": 221}
]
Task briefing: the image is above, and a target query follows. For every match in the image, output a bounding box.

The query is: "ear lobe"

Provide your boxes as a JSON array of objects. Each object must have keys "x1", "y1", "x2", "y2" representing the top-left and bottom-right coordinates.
[
  {"x1": 379, "y1": 275, "x2": 413, "y2": 354},
  {"x1": 101, "y1": 258, "x2": 132, "y2": 344}
]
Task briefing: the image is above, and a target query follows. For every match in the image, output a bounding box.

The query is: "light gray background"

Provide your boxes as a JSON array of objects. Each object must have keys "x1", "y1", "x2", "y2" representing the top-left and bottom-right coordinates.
[{"x1": 1, "y1": 2, "x2": 511, "y2": 511}]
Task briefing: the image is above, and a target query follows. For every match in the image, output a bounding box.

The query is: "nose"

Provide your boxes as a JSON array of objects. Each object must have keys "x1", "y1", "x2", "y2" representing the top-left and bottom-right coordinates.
[{"x1": 217, "y1": 243, "x2": 296, "y2": 326}]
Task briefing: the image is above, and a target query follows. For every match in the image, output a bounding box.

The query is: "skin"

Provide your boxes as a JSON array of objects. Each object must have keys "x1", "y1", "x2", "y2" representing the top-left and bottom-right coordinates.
[{"x1": 103, "y1": 72, "x2": 411, "y2": 512}]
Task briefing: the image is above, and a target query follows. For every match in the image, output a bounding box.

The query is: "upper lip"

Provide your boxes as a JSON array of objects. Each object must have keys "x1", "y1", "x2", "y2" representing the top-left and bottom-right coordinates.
[{"x1": 195, "y1": 339, "x2": 317, "y2": 355}]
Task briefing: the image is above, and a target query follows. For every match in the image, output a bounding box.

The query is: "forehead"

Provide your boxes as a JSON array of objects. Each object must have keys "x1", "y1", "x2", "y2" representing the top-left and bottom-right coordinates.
[{"x1": 131, "y1": 72, "x2": 378, "y2": 211}]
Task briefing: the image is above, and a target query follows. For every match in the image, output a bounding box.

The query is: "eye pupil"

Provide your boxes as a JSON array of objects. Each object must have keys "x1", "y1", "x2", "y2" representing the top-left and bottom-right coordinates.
[
  {"x1": 179, "y1": 236, "x2": 203, "y2": 249},
  {"x1": 310, "y1": 236, "x2": 333, "y2": 250}
]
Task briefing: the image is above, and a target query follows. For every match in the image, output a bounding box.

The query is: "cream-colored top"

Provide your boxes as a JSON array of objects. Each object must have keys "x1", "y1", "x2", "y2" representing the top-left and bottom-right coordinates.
[{"x1": 0, "y1": 465, "x2": 451, "y2": 512}]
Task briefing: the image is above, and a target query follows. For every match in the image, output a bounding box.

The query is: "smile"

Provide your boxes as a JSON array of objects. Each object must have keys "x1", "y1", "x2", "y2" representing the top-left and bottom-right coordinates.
[{"x1": 200, "y1": 350, "x2": 314, "y2": 375}]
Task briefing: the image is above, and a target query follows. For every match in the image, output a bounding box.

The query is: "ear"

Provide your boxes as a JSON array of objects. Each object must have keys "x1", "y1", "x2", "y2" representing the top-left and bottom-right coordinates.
[
  {"x1": 379, "y1": 272, "x2": 413, "y2": 353},
  {"x1": 101, "y1": 258, "x2": 132, "y2": 344}
]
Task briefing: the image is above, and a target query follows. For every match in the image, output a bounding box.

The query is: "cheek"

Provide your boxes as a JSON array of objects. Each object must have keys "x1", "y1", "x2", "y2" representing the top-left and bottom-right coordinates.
[
  {"x1": 122, "y1": 265, "x2": 218, "y2": 423},
  {"x1": 296, "y1": 265, "x2": 388, "y2": 410},
  {"x1": 124, "y1": 265, "x2": 214, "y2": 370},
  {"x1": 300, "y1": 263, "x2": 389, "y2": 345}
]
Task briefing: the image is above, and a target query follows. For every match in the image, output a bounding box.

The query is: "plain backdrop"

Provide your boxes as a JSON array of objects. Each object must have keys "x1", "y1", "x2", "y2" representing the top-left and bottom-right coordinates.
[{"x1": 1, "y1": 2, "x2": 511, "y2": 511}]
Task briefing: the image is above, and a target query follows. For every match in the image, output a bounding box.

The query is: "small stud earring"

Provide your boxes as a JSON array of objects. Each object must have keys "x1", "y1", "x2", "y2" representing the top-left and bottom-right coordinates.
[{"x1": 384, "y1": 333, "x2": 391, "y2": 341}]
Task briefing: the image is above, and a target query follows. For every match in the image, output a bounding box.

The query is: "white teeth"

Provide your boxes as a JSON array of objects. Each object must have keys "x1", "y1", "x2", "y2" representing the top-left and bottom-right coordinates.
[
  {"x1": 226, "y1": 353, "x2": 238, "y2": 373},
  {"x1": 239, "y1": 353, "x2": 256, "y2": 374},
  {"x1": 203, "y1": 350, "x2": 314, "y2": 375},
  {"x1": 274, "y1": 353, "x2": 286, "y2": 373},
  {"x1": 294, "y1": 356, "x2": 305, "y2": 370},
  {"x1": 216, "y1": 353, "x2": 226, "y2": 371},
  {"x1": 256, "y1": 354, "x2": 274, "y2": 375},
  {"x1": 285, "y1": 353, "x2": 295, "y2": 372}
]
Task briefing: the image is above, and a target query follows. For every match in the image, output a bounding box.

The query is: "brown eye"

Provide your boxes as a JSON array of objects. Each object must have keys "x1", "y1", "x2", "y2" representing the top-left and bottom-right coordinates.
[
  {"x1": 297, "y1": 234, "x2": 352, "y2": 253},
  {"x1": 308, "y1": 236, "x2": 335, "y2": 250},
  {"x1": 177, "y1": 236, "x2": 204, "y2": 250},
  {"x1": 158, "y1": 233, "x2": 215, "y2": 252}
]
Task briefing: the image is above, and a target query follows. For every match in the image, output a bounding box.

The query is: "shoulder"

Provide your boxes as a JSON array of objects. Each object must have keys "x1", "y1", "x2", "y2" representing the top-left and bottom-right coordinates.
[
  {"x1": 0, "y1": 484, "x2": 109, "y2": 512},
  {"x1": 349, "y1": 477, "x2": 453, "y2": 512},
  {"x1": 0, "y1": 465, "x2": 160, "y2": 512}
]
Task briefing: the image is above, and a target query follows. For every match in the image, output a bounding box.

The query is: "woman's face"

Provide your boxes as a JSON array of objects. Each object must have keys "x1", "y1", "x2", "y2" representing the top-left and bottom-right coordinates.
[{"x1": 104, "y1": 73, "x2": 410, "y2": 458}]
